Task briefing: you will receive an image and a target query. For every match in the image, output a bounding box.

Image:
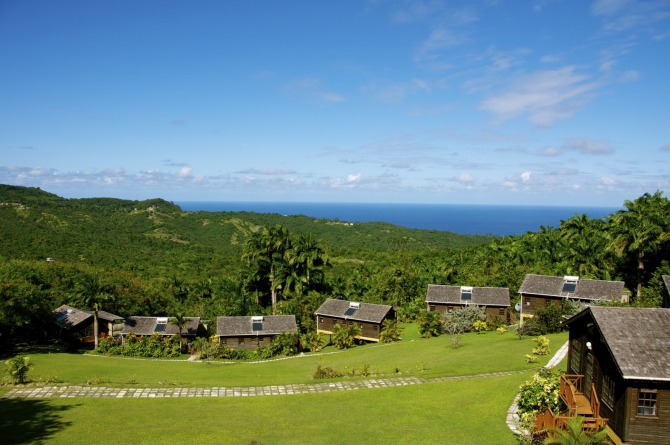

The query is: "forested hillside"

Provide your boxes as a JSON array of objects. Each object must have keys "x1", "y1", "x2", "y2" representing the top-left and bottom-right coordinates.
[{"x1": 1, "y1": 184, "x2": 669, "y2": 350}]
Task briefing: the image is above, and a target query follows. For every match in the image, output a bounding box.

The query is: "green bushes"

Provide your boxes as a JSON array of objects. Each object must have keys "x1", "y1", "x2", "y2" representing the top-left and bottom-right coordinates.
[
  {"x1": 96, "y1": 333, "x2": 181, "y2": 358},
  {"x1": 3, "y1": 355, "x2": 33, "y2": 384},
  {"x1": 188, "y1": 332, "x2": 301, "y2": 361},
  {"x1": 301, "y1": 331, "x2": 324, "y2": 352},
  {"x1": 379, "y1": 319, "x2": 403, "y2": 343},
  {"x1": 331, "y1": 323, "x2": 360, "y2": 349},
  {"x1": 517, "y1": 369, "x2": 561, "y2": 423},
  {"x1": 417, "y1": 310, "x2": 444, "y2": 338},
  {"x1": 532, "y1": 336, "x2": 550, "y2": 355}
]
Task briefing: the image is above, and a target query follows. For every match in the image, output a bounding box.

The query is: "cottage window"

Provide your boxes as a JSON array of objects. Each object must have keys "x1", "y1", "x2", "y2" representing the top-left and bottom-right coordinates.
[
  {"x1": 545, "y1": 299, "x2": 552, "y2": 307},
  {"x1": 448, "y1": 307, "x2": 453, "y2": 313},
  {"x1": 320, "y1": 318, "x2": 324, "y2": 323},
  {"x1": 602, "y1": 374, "x2": 615, "y2": 408},
  {"x1": 429, "y1": 305, "x2": 435, "y2": 311},
  {"x1": 359, "y1": 324, "x2": 364, "y2": 329},
  {"x1": 221, "y1": 338, "x2": 227, "y2": 346},
  {"x1": 499, "y1": 308, "x2": 505, "y2": 316},
  {"x1": 637, "y1": 390, "x2": 657, "y2": 416},
  {"x1": 373, "y1": 325, "x2": 378, "y2": 332},
  {"x1": 570, "y1": 340, "x2": 582, "y2": 373},
  {"x1": 525, "y1": 297, "x2": 531, "y2": 306},
  {"x1": 237, "y1": 338, "x2": 243, "y2": 346}
]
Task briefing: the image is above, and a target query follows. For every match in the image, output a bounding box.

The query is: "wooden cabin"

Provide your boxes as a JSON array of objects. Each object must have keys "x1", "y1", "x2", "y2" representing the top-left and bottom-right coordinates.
[
  {"x1": 518, "y1": 274, "x2": 626, "y2": 320},
  {"x1": 53, "y1": 304, "x2": 124, "y2": 344},
  {"x1": 425, "y1": 284, "x2": 512, "y2": 323},
  {"x1": 216, "y1": 315, "x2": 297, "y2": 350},
  {"x1": 663, "y1": 275, "x2": 670, "y2": 309},
  {"x1": 315, "y1": 299, "x2": 394, "y2": 342},
  {"x1": 537, "y1": 307, "x2": 670, "y2": 444},
  {"x1": 119, "y1": 316, "x2": 201, "y2": 345}
]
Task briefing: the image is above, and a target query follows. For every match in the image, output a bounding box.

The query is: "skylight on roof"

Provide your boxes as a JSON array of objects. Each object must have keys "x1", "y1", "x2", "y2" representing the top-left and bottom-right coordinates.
[
  {"x1": 562, "y1": 276, "x2": 579, "y2": 294},
  {"x1": 461, "y1": 286, "x2": 473, "y2": 301},
  {"x1": 155, "y1": 323, "x2": 167, "y2": 333}
]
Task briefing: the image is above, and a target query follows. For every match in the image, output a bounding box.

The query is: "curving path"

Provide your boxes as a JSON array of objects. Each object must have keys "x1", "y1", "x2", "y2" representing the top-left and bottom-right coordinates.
[{"x1": 3, "y1": 369, "x2": 531, "y2": 400}]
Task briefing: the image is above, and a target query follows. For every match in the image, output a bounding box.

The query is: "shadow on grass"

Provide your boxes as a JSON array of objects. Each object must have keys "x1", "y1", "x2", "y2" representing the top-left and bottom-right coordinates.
[{"x1": 0, "y1": 399, "x2": 76, "y2": 444}]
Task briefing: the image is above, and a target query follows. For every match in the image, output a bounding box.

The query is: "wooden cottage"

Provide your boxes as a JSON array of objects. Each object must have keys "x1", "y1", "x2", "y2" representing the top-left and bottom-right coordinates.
[
  {"x1": 53, "y1": 304, "x2": 124, "y2": 344},
  {"x1": 425, "y1": 284, "x2": 512, "y2": 323},
  {"x1": 119, "y1": 316, "x2": 201, "y2": 345},
  {"x1": 518, "y1": 274, "x2": 625, "y2": 320},
  {"x1": 537, "y1": 307, "x2": 670, "y2": 444},
  {"x1": 315, "y1": 299, "x2": 394, "y2": 342},
  {"x1": 663, "y1": 275, "x2": 670, "y2": 309},
  {"x1": 216, "y1": 315, "x2": 297, "y2": 350}
]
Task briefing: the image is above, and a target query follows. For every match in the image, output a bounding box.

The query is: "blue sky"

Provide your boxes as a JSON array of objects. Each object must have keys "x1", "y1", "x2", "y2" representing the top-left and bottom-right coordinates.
[{"x1": 1, "y1": 0, "x2": 669, "y2": 205}]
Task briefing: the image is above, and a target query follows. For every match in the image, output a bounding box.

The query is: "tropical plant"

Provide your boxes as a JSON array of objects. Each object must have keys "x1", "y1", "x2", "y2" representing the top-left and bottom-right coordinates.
[
  {"x1": 544, "y1": 416, "x2": 612, "y2": 445},
  {"x1": 169, "y1": 312, "x2": 188, "y2": 352},
  {"x1": 473, "y1": 320, "x2": 487, "y2": 334},
  {"x1": 331, "y1": 323, "x2": 360, "y2": 349},
  {"x1": 3, "y1": 355, "x2": 33, "y2": 384},
  {"x1": 533, "y1": 336, "x2": 550, "y2": 355},
  {"x1": 379, "y1": 319, "x2": 403, "y2": 343},
  {"x1": 75, "y1": 271, "x2": 114, "y2": 349},
  {"x1": 517, "y1": 369, "x2": 561, "y2": 423},
  {"x1": 417, "y1": 310, "x2": 444, "y2": 338},
  {"x1": 301, "y1": 331, "x2": 324, "y2": 352}
]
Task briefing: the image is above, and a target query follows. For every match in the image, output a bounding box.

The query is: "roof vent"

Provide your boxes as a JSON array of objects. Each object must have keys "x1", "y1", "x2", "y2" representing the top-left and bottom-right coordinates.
[
  {"x1": 66, "y1": 309, "x2": 73, "y2": 314},
  {"x1": 156, "y1": 317, "x2": 169, "y2": 324},
  {"x1": 461, "y1": 286, "x2": 473, "y2": 301}
]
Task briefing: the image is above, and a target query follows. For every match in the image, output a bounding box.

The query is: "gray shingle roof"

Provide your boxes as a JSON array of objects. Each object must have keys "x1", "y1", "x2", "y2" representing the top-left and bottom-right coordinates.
[
  {"x1": 315, "y1": 299, "x2": 393, "y2": 323},
  {"x1": 663, "y1": 275, "x2": 670, "y2": 294},
  {"x1": 120, "y1": 316, "x2": 200, "y2": 336},
  {"x1": 216, "y1": 316, "x2": 297, "y2": 336},
  {"x1": 518, "y1": 274, "x2": 624, "y2": 301},
  {"x1": 566, "y1": 307, "x2": 670, "y2": 381},
  {"x1": 425, "y1": 285, "x2": 510, "y2": 306},
  {"x1": 53, "y1": 304, "x2": 123, "y2": 329}
]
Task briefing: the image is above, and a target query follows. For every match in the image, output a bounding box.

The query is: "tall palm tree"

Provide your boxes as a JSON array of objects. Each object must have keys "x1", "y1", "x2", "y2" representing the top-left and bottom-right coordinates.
[
  {"x1": 285, "y1": 232, "x2": 330, "y2": 290},
  {"x1": 243, "y1": 224, "x2": 291, "y2": 314},
  {"x1": 169, "y1": 312, "x2": 188, "y2": 352},
  {"x1": 76, "y1": 271, "x2": 114, "y2": 349}
]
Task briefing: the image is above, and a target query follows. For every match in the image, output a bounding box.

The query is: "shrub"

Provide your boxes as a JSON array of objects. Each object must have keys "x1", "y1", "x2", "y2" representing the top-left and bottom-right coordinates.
[
  {"x1": 331, "y1": 323, "x2": 360, "y2": 349},
  {"x1": 453, "y1": 305, "x2": 486, "y2": 333},
  {"x1": 3, "y1": 355, "x2": 33, "y2": 384},
  {"x1": 516, "y1": 317, "x2": 545, "y2": 339},
  {"x1": 487, "y1": 316, "x2": 508, "y2": 331},
  {"x1": 266, "y1": 332, "x2": 300, "y2": 356},
  {"x1": 301, "y1": 331, "x2": 324, "y2": 352},
  {"x1": 533, "y1": 304, "x2": 566, "y2": 334},
  {"x1": 497, "y1": 326, "x2": 507, "y2": 334},
  {"x1": 443, "y1": 312, "x2": 469, "y2": 349},
  {"x1": 532, "y1": 336, "x2": 550, "y2": 355},
  {"x1": 379, "y1": 319, "x2": 403, "y2": 343},
  {"x1": 517, "y1": 369, "x2": 561, "y2": 423},
  {"x1": 313, "y1": 362, "x2": 343, "y2": 379},
  {"x1": 417, "y1": 310, "x2": 444, "y2": 338},
  {"x1": 473, "y1": 320, "x2": 487, "y2": 334}
]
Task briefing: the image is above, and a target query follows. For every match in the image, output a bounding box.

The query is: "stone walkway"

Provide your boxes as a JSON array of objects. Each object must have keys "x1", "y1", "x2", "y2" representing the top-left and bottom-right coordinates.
[
  {"x1": 505, "y1": 340, "x2": 569, "y2": 435},
  {"x1": 2, "y1": 369, "x2": 530, "y2": 400}
]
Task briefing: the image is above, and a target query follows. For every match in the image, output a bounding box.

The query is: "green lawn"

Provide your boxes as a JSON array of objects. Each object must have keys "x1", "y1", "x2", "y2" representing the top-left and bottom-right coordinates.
[
  {"x1": 0, "y1": 372, "x2": 528, "y2": 445},
  {"x1": 0, "y1": 327, "x2": 568, "y2": 444},
  {"x1": 19, "y1": 325, "x2": 567, "y2": 388}
]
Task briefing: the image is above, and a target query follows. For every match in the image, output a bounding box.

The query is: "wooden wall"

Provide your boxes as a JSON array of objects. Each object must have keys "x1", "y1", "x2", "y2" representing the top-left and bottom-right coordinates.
[
  {"x1": 219, "y1": 335, "x2": 275, "y2": 350},
  {"x1": 317, "y1": 315, "x2": 382, "y2": 341},
  {"x1": 519, "y1": 294, "x2": 562, "y2": 316},
  {"x1": 625, "y1": 385, "x2": 670, "y2": 445},
  {"x1": 428, "y1": 303, "x2": 511, "y2": 323}
]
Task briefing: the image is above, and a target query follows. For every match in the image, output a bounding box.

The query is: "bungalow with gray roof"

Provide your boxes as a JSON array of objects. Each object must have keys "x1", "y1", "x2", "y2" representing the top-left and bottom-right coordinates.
[
  {"x1": 120, "y1": 316, "x2": 201, "y2": 345},
  {"x1": 315, "y1": 299, "x2": 394, "y2": 342},
  {"x1": 425, "y1": 285, "x2": 512, "y2": 323},
  {"x1": 216, "y1": 315, "x2": 297, "y2": 350},
  {"x1": 53, "y1": 304, "x2": 124, "y2": 344},
  {"x1": 556, "y1": 307, "x2": 670, "y2": 444},
  {"x1": 518, "y1": 274, "x2": 626, "y2": 320}
]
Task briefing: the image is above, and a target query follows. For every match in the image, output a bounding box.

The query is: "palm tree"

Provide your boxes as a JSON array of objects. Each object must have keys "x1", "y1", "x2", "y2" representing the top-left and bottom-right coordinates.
[
  {"x1": 243, "y1": 224, "x2": 291, "y2": 314},
  {"x1": 285, "y1": 232, "x2": 330, "y2": 288},
  {"x1": 76, "y1": 271, "x2": 114, "y2": 349},
  {"x1": 169, "y1": 312, "x2": 188, "y2": 352},
  {"x1": 544, "y1": 416, "x2": 612, "y2": 445},
  {"x1": 608, "y1": 192, "x2": 670, "y2": 299}
]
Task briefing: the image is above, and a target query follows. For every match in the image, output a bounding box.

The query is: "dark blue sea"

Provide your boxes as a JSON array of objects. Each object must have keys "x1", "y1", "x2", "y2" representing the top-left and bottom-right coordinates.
[{"x1": 174, "y1": 202, "x2": 620, "y2": 236}]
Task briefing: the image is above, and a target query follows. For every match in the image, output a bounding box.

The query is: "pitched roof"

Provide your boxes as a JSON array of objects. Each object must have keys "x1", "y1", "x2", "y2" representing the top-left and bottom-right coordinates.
[
  {"x1": 120, "y1": 316, "x2": 200, "y2": 336},
  {"x1": 216, "y1": 316, "x2": 297, "y2": 336},
  {"x1": 53, "y1": 304, "x2": 123, "y2": 329},
  {"x1": 566, "y1": 307, "x2": 670, "y2": 381},
  {"x1": 518, "y1": 274, "x2": 624, "y2": 301},
  {"x1": 425, "y1": 285, "x2": 510, "y2": 306},
  {"x1": 314, "y1": 299, "x2": 393, "y2": 323}
]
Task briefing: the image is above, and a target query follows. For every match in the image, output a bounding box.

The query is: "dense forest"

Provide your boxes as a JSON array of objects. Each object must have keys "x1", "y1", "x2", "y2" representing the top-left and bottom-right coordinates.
[{"x1": 1, "y1": 184, "x2": 669, "y2": 350}]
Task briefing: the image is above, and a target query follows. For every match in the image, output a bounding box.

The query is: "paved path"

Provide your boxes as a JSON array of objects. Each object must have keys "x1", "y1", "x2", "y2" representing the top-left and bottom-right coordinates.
[
  {"x1": 2, "y1": 369, "x2": 530, "y2": 400},
  {"x1": 506, "y1": 340, "x2": 569, "y2": 435}
]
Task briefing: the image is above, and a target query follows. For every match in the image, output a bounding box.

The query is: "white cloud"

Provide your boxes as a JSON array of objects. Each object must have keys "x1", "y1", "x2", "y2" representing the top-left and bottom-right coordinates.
[
  {"x1": 563, "y1": 138, "x2": 614, "y2": 154},
  {"x1": 347, "y1": 173, "x2": 361, "y2": 182},
  {"x1": 540, "y1": 147, "x2": 562, "y2": 156},
  {"x1": 178, "y1": 166, "x2": 192, "y2": 177},
  {"x1": 480, "y1": 66, "x2": 600, "y2": 126},
  {"x1": 601, "y1": 175, "x2": 617, "y2": 185},
  {"x1": 592, "y1": 0, "x2": 629, "y2": 16},
  {"x1": 521, "y1": 171, "x2": 532, "y2": 182},
  {"x1": 455, "y1": 172, "x2": 475, "y2": 183},
  {"x1": 621, "y1": 70, "x2": 639, "y2": 82},
  {"x1": 235, "y1": 168, "x2": 297, "y2": 175}
]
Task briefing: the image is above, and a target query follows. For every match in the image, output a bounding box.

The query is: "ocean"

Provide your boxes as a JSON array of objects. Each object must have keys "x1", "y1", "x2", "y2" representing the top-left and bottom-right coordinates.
[{"x1": 174, "y1": 202, "x2": 620, "y2": 236}]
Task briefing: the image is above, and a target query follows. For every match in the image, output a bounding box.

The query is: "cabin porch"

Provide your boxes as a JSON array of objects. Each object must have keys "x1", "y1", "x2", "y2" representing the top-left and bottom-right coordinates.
[{"x1": 535, "y1": 374, "x2": 608, "y2": 432}]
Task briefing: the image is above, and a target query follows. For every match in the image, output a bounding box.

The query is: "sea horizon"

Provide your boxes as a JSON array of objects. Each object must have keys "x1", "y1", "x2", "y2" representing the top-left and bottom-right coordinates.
[{"x1": 175, "y1": 201, "x2": 621, "y2": 236}]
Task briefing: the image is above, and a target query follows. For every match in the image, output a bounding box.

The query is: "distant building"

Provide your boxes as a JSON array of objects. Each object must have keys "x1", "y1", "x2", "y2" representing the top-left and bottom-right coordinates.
[
  {"x1": 518, "y1": 274, "x2": 626, "y2": 320},
  {"x1": 53, "y1": 304, "x2": 124, "y2": 344},
  {"x1": 425, "y1": 284, "x2": 512, "y2": 323},
  {"x1": 216, "y1": 315, "x2": 297, "y2": 350},
  {"x1": 663, "y1": 275, "x2": 670, "y2": 309},
  {"x1": 315, "y1": 299, "x2": 394, "y2": 342},
  {"x1": 120, "y1": 316, "x2": 201, "y2": 345}
]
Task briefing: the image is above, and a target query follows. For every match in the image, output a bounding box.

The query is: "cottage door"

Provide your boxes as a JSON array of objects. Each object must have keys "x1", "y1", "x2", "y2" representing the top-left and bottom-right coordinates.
[{"x1": 583, "y1": 353, "x2": 594, "y2": 399}]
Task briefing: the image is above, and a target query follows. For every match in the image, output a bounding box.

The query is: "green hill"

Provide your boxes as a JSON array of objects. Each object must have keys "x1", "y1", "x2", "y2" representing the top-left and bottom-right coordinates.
[{"x1": 0, "y1": 184, "x2": 493, "y2": 270}]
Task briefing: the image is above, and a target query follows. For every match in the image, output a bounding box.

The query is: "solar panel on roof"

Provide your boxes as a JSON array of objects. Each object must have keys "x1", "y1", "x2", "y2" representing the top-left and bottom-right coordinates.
[
  {"x1": 56, "y1": 314, "x2": 68, "y2": 322},
  {"x1": 562, "y1": 282, "x2": 577, "y2": 293},
  {"x1": 461, "y1": 292, "x2": 472, "y2": 300},
  {"x1": 154, "y1": 323, "x2": 167, "y2": 333},
  {"x1": 344, "y1": 307, "x2": 357, "y2": 316},
  {"x1": 252, "y1": 322, "x2": 263, "y2": 331}
]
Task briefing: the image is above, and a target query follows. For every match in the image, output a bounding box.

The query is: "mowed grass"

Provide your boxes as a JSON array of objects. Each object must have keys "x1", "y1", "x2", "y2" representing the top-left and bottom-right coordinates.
[
  {"x1": 21, "y1": 325, "x2": 567, "y2": 387},
  {"x1": 0, "y1": 372, "x2": 528, "y2": 445}
]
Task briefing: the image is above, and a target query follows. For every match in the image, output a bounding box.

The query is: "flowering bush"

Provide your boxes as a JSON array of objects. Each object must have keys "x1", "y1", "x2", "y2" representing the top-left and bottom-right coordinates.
[
  {"x1": 517, "y1": 369, "x2": 561, "y2": 423},
  {"x1": 532, "y1": 336, "x2": 550, "y2": 355}
]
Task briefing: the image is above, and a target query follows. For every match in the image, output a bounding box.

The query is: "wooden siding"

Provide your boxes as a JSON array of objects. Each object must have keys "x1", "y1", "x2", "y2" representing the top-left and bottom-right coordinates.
[
  {"x1": 625, "y1": 386, "x2": 670, "y2": 445},
  {"x1": 519, "y1": 294, "x2": 562, "y2": 316},
  {"x1": 219, "y1": 335, "x2": 275, "y2": 350},
  {"x1": 428, "y1": 303, "x2": 511, "y2": 323},
  {"x1": 316, "y1": 315, "x2": 383, "y2": 341}
]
